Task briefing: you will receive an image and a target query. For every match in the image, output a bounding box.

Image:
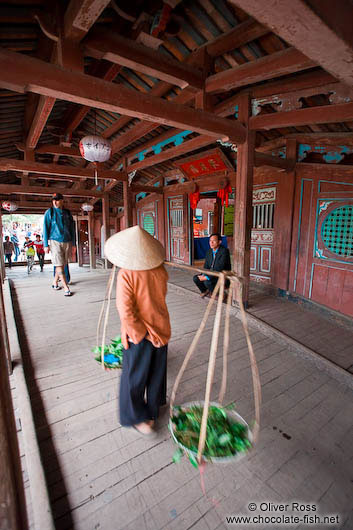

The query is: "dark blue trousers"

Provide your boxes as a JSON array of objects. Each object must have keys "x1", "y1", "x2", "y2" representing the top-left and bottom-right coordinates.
[
  {"x1": 193, "y1": 274, "x2": 217, "y2": 293},
  {"x1": 119, "y1": 338, "x2": 167, "y2": 427}
]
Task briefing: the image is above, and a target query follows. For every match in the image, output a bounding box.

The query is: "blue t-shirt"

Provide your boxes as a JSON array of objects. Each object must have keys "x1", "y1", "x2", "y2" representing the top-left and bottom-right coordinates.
[{"x1": 43, "y1": 207, "x2": 76, "y2": 247}]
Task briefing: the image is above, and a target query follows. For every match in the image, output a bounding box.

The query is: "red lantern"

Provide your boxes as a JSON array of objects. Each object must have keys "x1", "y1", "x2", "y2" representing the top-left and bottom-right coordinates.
[
  {"x1": 217, "y1": 183, "x2": 232, "y2": 207},
  {"x1": 189, "y1": 184, "x2": 200, "y2": 209}
]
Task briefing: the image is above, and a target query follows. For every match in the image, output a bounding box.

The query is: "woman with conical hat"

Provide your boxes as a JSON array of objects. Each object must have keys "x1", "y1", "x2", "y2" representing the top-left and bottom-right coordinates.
[{"x1": 105, "y1": 225, "x2": 171, "y2": 436}]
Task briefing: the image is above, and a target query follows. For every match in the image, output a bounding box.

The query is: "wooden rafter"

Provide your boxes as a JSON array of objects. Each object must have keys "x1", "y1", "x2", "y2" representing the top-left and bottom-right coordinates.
[
  {"x1": 0, "y1": 49, "x2": 246, "y2": 143},
  {"x1": 64, "y1": 0, "x2": 111, "y2": 42},
  {"x1": 0, "y1": 158, "x2": 128, "y2": 181},
  {"x1": 206, "y1": 47, "x2": 316, "y2": 94},
  {"x1": 250, "y1": 102, "x2": 353, "y2": 130},
  {"x1": 228, "y1": 0, "x2": 353, "y2": 87},
  {"x1": 84, "y1": 29, "x2": 204, "y2": 89},
  {"x1": 0, "y1": 184, "x2": 103, "y2": 198}
]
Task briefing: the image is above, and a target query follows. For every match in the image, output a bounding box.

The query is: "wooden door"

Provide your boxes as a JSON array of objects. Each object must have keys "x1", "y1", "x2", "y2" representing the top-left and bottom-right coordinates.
[
  {"x1": 168, "y1": 196, "x2": 187, "y2": 263},
  {"x1": 290, "y1": 175, "x2": 353, "y2": 317},
  {"x1": 250, "y1": 187, "x2": 276, "y2": 284}
]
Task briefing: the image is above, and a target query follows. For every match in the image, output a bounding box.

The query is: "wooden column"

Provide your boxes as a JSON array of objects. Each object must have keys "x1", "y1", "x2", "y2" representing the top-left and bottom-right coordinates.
[
  {"x1": 114, "y1": 213, "x2": 120, "y2": 234},
  {"x1": 0, "y1": 281, "x2": 27, "y2": 530},
  {"x1": 123, "y1": 182, "x2": 133, "y2": 228},
  {"x1": 233, "y1": 94, "x2": 255, "y2": 307},
  {"x1": 88, "y1": 210, "x2": 96, "y2": 269},
  {"x1": 273, "y1": 139, "x2": 297, "y2": 290},
  {"x1": 102, "y1": 193, "x2": 110, "y2": 267}
]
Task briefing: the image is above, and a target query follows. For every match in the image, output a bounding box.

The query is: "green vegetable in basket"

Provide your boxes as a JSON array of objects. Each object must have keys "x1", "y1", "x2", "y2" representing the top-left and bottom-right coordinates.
[
  {"x1": 170, "y1": 404, "x2": 252, "y2": 464},
  {"x1": 92, "y1": 335, "x2": 123, "y2": 369}
]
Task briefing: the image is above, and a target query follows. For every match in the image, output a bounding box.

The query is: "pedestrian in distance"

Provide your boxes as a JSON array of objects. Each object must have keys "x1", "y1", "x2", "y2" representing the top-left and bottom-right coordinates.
[
  {"x1": 3, "y1": 235, "x2": 14, "y2": 268},
  {"x1": 43, "y1": 193, "x2": 76, "y2": 297},
  {"x1": 33, "y1": 234, "x2": 45, "y2": 271}
]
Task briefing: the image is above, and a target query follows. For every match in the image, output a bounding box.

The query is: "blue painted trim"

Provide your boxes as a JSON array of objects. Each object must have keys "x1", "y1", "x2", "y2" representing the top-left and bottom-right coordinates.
[
  {"x1": 298, "y1": 144, "x2": 353, "y2": 163},
  {"x1": 309, "y1": 263, "x2": 314, "y2": 298},
  {"x1": 314, "y1": 198, "x2": 353, "y2": 264},
  {"x1": 318, "y1": 179, "x2": 353, "y2": 193},
  {"x1": 135, "y1": 130, "x2": 192, "y2": 161}
]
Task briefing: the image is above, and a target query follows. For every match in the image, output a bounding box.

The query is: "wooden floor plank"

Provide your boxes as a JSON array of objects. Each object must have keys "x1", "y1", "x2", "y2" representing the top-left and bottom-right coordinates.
[{"x1": 6, "y1": 265, "x2": 353, "y2": 530}]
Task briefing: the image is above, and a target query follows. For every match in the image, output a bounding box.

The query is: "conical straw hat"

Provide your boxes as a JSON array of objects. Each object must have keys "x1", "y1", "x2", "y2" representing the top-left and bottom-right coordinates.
[{"x1": 104, "y1": 225, "x2": 165, "y2": 270}]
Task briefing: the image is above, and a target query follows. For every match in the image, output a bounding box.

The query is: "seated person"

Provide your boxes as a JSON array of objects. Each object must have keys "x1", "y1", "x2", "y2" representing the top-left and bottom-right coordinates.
[{"x1": 193, "y1": 233, "x2": 231, "y2": 297}]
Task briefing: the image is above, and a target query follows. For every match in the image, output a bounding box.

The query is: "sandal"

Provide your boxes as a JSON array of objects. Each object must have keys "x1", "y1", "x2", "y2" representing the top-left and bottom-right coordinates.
[
  {"x1": 64, "y1": 290, "x2": 72, "y2": 297},
  {"x1": 52, "y1": 285, "x2": 61, "y2": 290}
]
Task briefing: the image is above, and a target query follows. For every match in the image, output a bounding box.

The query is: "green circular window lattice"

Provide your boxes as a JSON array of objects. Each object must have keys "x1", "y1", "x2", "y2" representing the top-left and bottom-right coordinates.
[
  {"x1": 143, "y1": 214, "x2": 155, "y2": 236},
  {"x1": 321, "y1": 206, "x2": 353, "y2": 258}
]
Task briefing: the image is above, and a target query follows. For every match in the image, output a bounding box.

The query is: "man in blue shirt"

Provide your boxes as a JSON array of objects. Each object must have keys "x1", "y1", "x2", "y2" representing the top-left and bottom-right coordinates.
[
  {"x1": 193, "y1": 233, "x2": 231, "y2": 297},
  {"x1": 43, "y1": 193, "x2": 76, "y2": 297}
]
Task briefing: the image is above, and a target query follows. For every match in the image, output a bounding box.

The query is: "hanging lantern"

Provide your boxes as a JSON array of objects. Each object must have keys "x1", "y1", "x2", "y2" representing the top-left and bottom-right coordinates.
[
  {"x1": 79, "y1": 135, "x2": 112, "y2": 185},
  {"x1": 2, "y1": 200, "x2": 18, "y2": 212},
  {"x1": 81, "y1": 203, "x2": 94, "y2": 212},
  {"x1": 189, "y1": 184, "x2": 200, "y2": 209},
  {"x1": 217, "y1": 183, "x2": 232, "y2": 207}
]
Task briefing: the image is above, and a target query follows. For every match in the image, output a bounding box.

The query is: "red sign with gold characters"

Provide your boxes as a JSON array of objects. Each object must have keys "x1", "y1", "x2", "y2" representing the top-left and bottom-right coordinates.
[{"x1": 174, "y1": 148, "x2": 233, "y2": 178}]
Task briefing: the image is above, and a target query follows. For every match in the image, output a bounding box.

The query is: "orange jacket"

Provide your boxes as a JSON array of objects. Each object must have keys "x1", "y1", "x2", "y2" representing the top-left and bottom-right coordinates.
[{"x1": 116, "y1": 265, "x2": 171, "y2": 348}]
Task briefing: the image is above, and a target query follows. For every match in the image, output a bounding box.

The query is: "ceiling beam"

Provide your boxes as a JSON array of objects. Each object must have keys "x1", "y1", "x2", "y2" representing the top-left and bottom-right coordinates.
[
  {"x1": 0, "y1": 158, "x2": 127, "y2": 181},
  {"x1": 131, "y1": 184, "x2": 163, "y2": 195},
  {"x1": 250, "y1": 101, "x2": 353, "y2": 130},
  {"x1": 127, "y1": 135, "x2": 215, "y2": 172},
  {"x1": 206, "y1": 47, "x2": 316, "y2": 94},
  {"x1": 26, "y1": 95, "x2": 56, "y2": 149},
  {"x1": 0, "y1": 184, "x2": 103, "y2": 198},
  {"x1": 228, "y1": 0, "x2": 353, "y2": 87},
  {"x1": 0, "y1": 49, "x2": 246, "y2": 143},
  {"x1": 64, "y1": 62, "x2": 122, "y2": 134},
  {"x1": 201, "y1": 17, "x2": 269, "y2": 58},
  {"x1": 64, "y1": 0, "x2": 111, "y2": 42},
  {"x1": 254, "y1": 152, "x2": 288, "y2": 169},
  {"x1": 257, "y1": 132, "x2": 353, "y2": 151},
  {"x1": 17, "y1": 143, "x2": 82, "y2": 158},
  {"x1": 84, "y1": 29, "x2": 204, "y2": 90}
]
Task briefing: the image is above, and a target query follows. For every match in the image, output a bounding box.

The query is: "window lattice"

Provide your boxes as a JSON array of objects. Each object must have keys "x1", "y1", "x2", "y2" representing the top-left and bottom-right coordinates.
[
  {"x1": 321, "y1": 206, "x2": 353, "y2": 257},
  {"x1": 252, "y1": 203, "x2": 274, "y2": 229},
  {"x1": 143, "y1": 214, "x2": 155, "y2": 236}
]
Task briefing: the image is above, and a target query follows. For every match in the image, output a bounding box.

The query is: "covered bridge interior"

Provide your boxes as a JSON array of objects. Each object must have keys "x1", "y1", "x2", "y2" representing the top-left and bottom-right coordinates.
[{"x1": 0, "y1": 0, "x2": 353, "y2": 528}]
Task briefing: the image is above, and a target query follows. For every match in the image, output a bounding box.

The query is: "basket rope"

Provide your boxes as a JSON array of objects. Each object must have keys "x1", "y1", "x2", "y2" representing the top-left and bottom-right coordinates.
[
  {"x1": 97, "y1": 266, "x2": 116, "y2": 369},
  {"x1": 170, "y1": 271, "x2": 261, "y2": 464}
]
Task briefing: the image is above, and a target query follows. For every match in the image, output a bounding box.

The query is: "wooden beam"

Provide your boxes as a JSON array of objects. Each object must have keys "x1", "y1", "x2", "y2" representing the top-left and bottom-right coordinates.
[
  {"x1": 84, "y1": 29, "x2": 204, "y2": 90},
  {"x1": 228, "y1": 0, "x2": 353, "y2": 87},
  {"x1": 111, "y1": 122, "x2": 162, "y2": 155},
  {"x1": 0, "y1": 158, "x2": 127, "y2": 181},
  {"x1": 131, "y1": 184, "x2": 163, "y2": 195},
  {"x1": 257, "y1": 132, "x2": 353, "y2": 151},
  {"x1": 26, "y1": 95, "x2": 55, "y2": 149},
  {"x1": 296, "y1": 162, "x2": 353, "y2": 178},
  {"x1": 0, "y1": 184, "x2": 103, "y2": 198},
  {"x1": 35, "y1": 144, "x2": 82, "y2": 158},
  {"x1": 203, "y1": 17, "x2": 269, "y2": 58},
  {"x1": 254, "y1": 152, "x2": 287, "y2": 170},
  {"x1": 64, "y1": 0, "x2": 111, "y2": 42},
  {"x1": 127, "y1": 135, "x2": 215, "y2": 172},
  {"x1": 64, "y1": 62, "x2": 122, "y2": 134},
  {"x1": 206, "y1": 47, "x2": 316, "y2": 94},
  {"x1": 250, "y1": 102, "x2": 353, "y2": 129},
  {"x1": 233, "y1": 94, "x2": 255, "y2": 306},
  {"x1": 0, "y1": 49, "x2": 246, "y2": 143}
]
